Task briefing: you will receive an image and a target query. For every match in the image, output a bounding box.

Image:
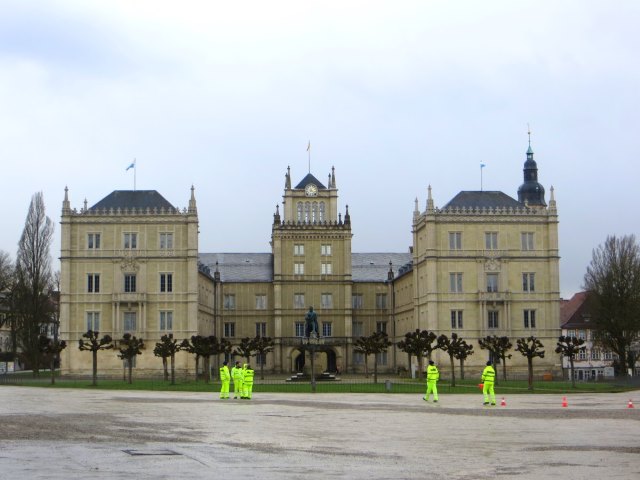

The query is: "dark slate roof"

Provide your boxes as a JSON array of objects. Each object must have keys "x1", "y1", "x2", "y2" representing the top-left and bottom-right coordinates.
[
  {"x1": 294, "y1": 173, "x2": 326, "y2": 190},
  {"x1": 89, "y1": 190, "x2": 176, "y2": 211},
  {"x1": 198, "y1": 253, "x2": 274, "y2": 282},
  {"x1": 352, "y1": 253, "x2": 412, "y2": 282},
  {"x1": 561, "y1": 292, "x2": 591, "y2": 328},
  {"x1": 442, "y1": 191, "x2": 522, "y2": 209}
]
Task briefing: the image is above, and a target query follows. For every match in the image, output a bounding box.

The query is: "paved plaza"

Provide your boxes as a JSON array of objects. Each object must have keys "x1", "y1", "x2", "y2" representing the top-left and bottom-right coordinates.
[{"x1": 0, "y1": 386, "x2": 639, "y2": 479}]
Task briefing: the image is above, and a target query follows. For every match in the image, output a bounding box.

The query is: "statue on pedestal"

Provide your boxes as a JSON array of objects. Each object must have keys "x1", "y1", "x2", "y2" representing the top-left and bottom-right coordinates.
[{"x1": 304, "y1": 306, "x2": 319, "y2": 341}]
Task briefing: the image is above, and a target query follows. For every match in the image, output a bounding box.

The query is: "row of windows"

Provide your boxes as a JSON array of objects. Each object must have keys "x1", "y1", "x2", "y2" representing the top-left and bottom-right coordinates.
[
  {"x1": 223, "y1": 321, "x2": 389, "y2": 338},
  {"x1": 296, "y1": 202, "x2": 326, "y2": 223},
  {"x1": 86, "y1": 232, "x2": 174, "y2": 250},
  {"x1": 352, "y1": 294, "x2": 387, "y2": 309},
  {"x1": 449, "y1": 273, "x2": 537, "y2": 293},
  {"x1": 223, "y1": 293, "x2": 389, "y2": 310},
  {"x1": 292, "y1": 262, "x2": 333, "y2": 275},
  {"x1": 449, "y1": 309, "x2": 538, "y2": 329},
  {"x1": 87, "y1": 273, "x2": 173, "y2": 293},
  {"x1": 86, "y1": 311, "x2": 173, "y2": 332},
  {"x1": 293, "y1": 244, "x2": 332, "y2": 256},
  {"x1": 448, "y1": 231, "x2": 536, "y2": 251}
]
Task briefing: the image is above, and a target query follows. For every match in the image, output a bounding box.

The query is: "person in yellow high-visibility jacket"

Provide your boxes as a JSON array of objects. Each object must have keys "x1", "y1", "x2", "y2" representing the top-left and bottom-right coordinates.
[
  {"x1": 242, "y1": 364, "x2": 255, "y2": 400},
  {"x1": 423, "y1": 360, "x2": 440, "y2": 402},
  {"x1": 481, "y1": 361, "x2": 496, "y2": 406},
  {"x1": 219, "y1": 360, "x2": 230, "y2": 399},
  {"x1": 231, "y1": 361, "x2": 243, "y2": 399}
]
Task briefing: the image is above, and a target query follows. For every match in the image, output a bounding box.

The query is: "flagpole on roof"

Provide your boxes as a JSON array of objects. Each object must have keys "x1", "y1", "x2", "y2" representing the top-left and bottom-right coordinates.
[
  {"x1": 307, "y1": 141, "x2": 311, "y2": 173},
  {"x1": 480, "y1": 162, "x2": 486, "y2": 191},
  {"x1": 134, "y1": 158, "x2": 136, "y2": 191}
]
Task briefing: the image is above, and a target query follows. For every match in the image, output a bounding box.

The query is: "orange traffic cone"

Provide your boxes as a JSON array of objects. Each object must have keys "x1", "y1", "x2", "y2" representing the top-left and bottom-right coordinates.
[
  {"x1": 561, "y1": 396, "x2": 568, "y2": 408},
  {"x1": 500, "y1": 397, "x2": 506, "y2": 407},
  {"x1": 628, "y1": 399, "x2": 634, "y2": 409}
]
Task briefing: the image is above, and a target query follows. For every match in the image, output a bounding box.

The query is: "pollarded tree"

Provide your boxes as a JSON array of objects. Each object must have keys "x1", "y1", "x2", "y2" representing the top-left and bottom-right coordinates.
[
  {"x1": 555, "y1": 335, "x2": 586, "y2": 388},
  {"x1": 353, "y1": 331, "x2": 392, "y2": 383},
  {"x1": 38, "y1": 334, "x2": 66, "y2": 385},
  {"x1": 437, "y1": 333, "x2": 471, "y2": 387},
  {"x1": 453, "y1": 339, "x2": 474, "y2": 380},
  {"x1": 397, "y1": 329, "x2": 439, "y2": 376},
  {"x1": 479, "y1": 335, "x2": 513, "y2": 381},
  {"x1": 252, "y1": 335, "x2": 274, "y2": 380},
  {"x1": 78, "y1": 330, "x2": 113, "y2": 386},
  {"x1": 233, "y1": 337, "x2": 256, "y2": 366},
  {"x1": 117, "y1": 333, "x2": 144, "y2": 384},
  {"x1": 515, "y1": 336, "x2": 545, "y2": 391},
  {"x1": 182, "y1": 335, "x2": 219, "y2": 383},
  {"x1": 154, "y1": 333, "x2": 181, "y2": 384},
  {"x1": 583, "y1": 234, "x2": 640, "y2": 377}
]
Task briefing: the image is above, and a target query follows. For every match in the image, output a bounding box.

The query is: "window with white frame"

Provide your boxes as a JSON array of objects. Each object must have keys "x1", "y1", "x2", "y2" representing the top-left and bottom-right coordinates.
[
  {"x1": 523, "y1": 273, "x2": 535, "y2": 292},
  {"x1": 123, "y1": 312, "x2": 137, "y2": 332},
  {"x1": 321, "y1": 262, "x2": 332, "y2": 275},
  {"x1": 159, "y1": 311, "x2": 173, "y2": 331},
  {"x1": 321, "y1": 293, "x2": 333, "y2": 309},
  {"x1": 524, "y1": 309, "x2": 536, "y2": 328},
  {"x1": 485, "y1": 232, "x2": 498, "y2": 250},
  {"x1": 123, "y1": 232, "x2": 138, "y2": 249},
  {"x1": 294, "y1": 263, "x2": 305, "y2": 275},
  {"x1": 521, "y1": 232, "x2": 534, "y2": 251},
  {"x1": 124, "y1": 274, "x2": 136, "y2": 293},
  {"x1": 255, "y1": 294, "x2": 267, "y2": 310},
  {"x1": 88, "y1": 233, "x2": 101, "y2": 249},
  {"x1": 159, "y1": 232, "x2": 173, "y2": 249},
  {"x1": 449, "y1": 273, "x2": 463, "y2": 293},
  {"x1": 604, "y1": 351, "x2": 613, "y2": 360},
  {"x1": 160, "y1": 273, "x2": 173, "y2": 293},
  {"x1": 86, "y1": 311, "x2": 100, "y2": 331},
  {"x1": 451, "y1": 310, "x2": 463, "y2": 329},
  {"x1": 224, "y1": 294, "x2": 236, "y2": 310},
  {"x1": 352, "y1": 294, "x2": 363, "y2": 309},
  {"x1": 321, "y1": 244, "x2": 332, "y2": 256},
  {"x1": 488, "y1": 311, "x2": 499, "y2": 329},
  {"x1": 224, "y1": 322, "x2": 235, "y2": 337},
  {"x1": 256, "y1": 322, "x2": 267, "y2": 337},
  {"x1": 87, "y1": 274, "x2": 100, "y2": 293},
  {"x1": 578, "y1": 330, "x2": 586, "y2": 340},
  {"x1": 322, "y1": 322, "x2": 332, "y2": 337},
  {"x1": 294, "y1": 293, "x2": 305, "y2": 309},
  {"x1": 578, "y1": 350, "x2": 587, "y2": 360},
  {"x1": 376, "y1": 322, "x2": 387, "y2": 334},
  {"x1": 486, "y1": 273, "x2": 499, "y2": 293},
  {"x1": 376, "y1": 294, "x2": 387, "y2": 309},
  {"x1": 352, "y1": 321, "x2": 364, "y2": 337},
  {"x1": 591, "y1": 349, "x2": 600, "y2": 360},
  {"x1": 294, "y1": 244, "x2": 304, "y2": 256},
  {"x1": 295, "y1": 322, "x2": 305, "y2": 337},
  {"x1": 449, "y1": 232, "x2": 462, "y2": 250}
]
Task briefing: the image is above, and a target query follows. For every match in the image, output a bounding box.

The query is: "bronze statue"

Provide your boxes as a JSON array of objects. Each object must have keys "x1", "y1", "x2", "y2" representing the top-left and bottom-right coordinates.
[{"x1": 304, "y1": 306, "x2": 319, "y2": 339}]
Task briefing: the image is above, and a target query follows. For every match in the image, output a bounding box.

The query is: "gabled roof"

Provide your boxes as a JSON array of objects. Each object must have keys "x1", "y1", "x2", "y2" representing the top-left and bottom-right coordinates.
[
  {"x1": 442, "y1": 191, "x2": 522, "y2": 209},
  {"x1": 89, "y1": 190, "x2": 175, "y2": 211},
  {"x1": 352, "y1": 253, "x2": 412, "y2": 282},
  {"x1": 561, "y1": 291, "x2": 591, "y2": 328},
  {"x1": 294, "y1": 173, "x2": 326, "y2": 190}
]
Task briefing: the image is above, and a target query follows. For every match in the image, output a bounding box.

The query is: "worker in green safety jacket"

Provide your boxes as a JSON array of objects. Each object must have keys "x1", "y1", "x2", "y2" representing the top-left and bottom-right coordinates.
[
  {"x1": 231, "y1": 361, "x2": 243, "y2": 399},
  {"x1": 219, "y1": 360, "x2": 230, "y2": 399},
  {"x1": 423, "y1": 360, "x2": 440, "y2": 402},
  {"x1": 242, "y1": 363, "x2": 255, "y2": 400},
  {"x1": 481, "y1": 361, "x2": 496, "y2": 406}
]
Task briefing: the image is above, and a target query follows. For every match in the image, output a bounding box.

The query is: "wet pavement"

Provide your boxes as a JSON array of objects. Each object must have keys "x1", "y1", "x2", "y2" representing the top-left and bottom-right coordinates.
[{"x1": 1, "y1": 386, "x2": 639, "y2": 479}]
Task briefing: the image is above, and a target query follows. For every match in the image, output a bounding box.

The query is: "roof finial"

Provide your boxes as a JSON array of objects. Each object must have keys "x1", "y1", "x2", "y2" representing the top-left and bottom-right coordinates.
[
  {"x1": 527, "y1": 123, "x2": 531, "y2": 147},
  {"x1": 188, "y1": 185, "x2": 197, "y2": 213}
]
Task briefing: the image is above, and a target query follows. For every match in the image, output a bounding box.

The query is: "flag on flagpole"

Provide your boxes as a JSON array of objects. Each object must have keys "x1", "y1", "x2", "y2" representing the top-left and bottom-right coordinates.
[
  {"x1": 126, "y1": 161, "x2": 135, "y2": 171},
  {"x1": 307, "y1": 141, "x2": 310, "y2": 152},
  {"x1": 480, "y1": 162, "x2": 486, "y2": 169}
]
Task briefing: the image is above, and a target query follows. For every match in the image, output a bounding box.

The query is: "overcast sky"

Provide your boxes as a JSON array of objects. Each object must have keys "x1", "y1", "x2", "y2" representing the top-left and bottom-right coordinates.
[{"x1": 1, "y1": 0, "x2": 638, "y2": 299}]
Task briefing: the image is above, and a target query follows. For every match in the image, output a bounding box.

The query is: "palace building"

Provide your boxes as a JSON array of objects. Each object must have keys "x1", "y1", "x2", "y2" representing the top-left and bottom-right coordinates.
[{"x1": 59, "y1": 143, "x2": 561, "y2": 377}]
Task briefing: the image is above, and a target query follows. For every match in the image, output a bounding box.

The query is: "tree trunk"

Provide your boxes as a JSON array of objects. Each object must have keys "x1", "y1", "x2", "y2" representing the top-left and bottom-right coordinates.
[
  {"x1": 128, "y1": 361, "x2": 133, "y2": 384},
  {"x1": 170, "y1": 353, "x2": 176, "y2": 385},
  {"x1": 570, "y1": 357, "x2": 575, "y2": 388},
  {"x1": 260, "y1": 356, "x2": 265, "y2": 380},
  {"x1": 50, "y1": 356, "x2": 55, "y2": 385},
  {"x1": 364, "y1": 355, "x2": 369, "y2": 378},
  {"x1": 449, "y1": 353, "x2": 456, "y2": 387},
  {"x1": 373, "y1": 356, "x2": 378, "y2": 384},
  {"x1": 501, "y1": 356, "x2": 507, "y2": 382},
  {"x1": 92, "y1": 350, "x2": 98, "y2": 386},
  {"x1": 162, "y1": 357, "x2": 168, "y2": 381},
  {"x1": 459, "y1": 358, "x2": 465, "y2": 380},
  {"x1": 527, "y1": 357, "x2": 533, "y2": 391}
]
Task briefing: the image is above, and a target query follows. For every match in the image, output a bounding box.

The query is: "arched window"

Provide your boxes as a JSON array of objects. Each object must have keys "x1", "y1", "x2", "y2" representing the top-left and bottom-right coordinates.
[
  {"x1": 319, "y1": 202, "x2": 325, "y2": 222},
  {"x1": 297, "y1": 202, "x2": 303, "y2": 222},
  {"x1": 312, "y1": 202, "x2": 318, "y2": 222},
  {"x1": 304, "y1": 202, "x2": 310, "y2": 222}
]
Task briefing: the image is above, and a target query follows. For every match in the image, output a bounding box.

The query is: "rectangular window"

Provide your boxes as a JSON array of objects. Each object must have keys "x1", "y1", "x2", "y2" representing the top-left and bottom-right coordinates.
[
  {"x1": 124, "y1": 274, "x2": 136, "y2": 293},
  {"x1": 451, "y1": 310, "x2": 463, "y2": 329},
  {"x1": 352, "y1": 294, "x2": 363, "y2": 309},
  {"x1": 321, "y1": 244, "x2": 332, "y2": 256},
  {"x1": 223, "y1": 294, "x2": 236, "y2": 310},
  {"x1": 591, "y1": 349, "x2": 600, "y2": 360},
  {"x1": 124, "y1": 312, "x2": 137, "y2": 332},
  {"x1": 486, "y1": 273, "x2": 499, "y2": 293},
  {"x1": 87, "y1": 274, "x2": 100, "y2": 293},
  {"x1": 578, "y1": 330, "x2": 586, "y2": 340},
  {"x1": 521, "y1": 232, "x2": 534, "y2": 251},
  {"x1": 353, "y1": 352, "x2": 365, "y2": 365},
  {"x1": 376, "y1": 294, "x2": 387, "y2": 309},
  {"x1": 256, "y1": 322, "x2": 267, "y2": 337},
  {"x1": 255, "y1": 294, "x2": 267, "y2": 310},
  {"x1": 294, "y1": 263, "x2": 305, "y2": 275},
  {"x1": 604, "y1": 351, "x2": 613, "y2": 360},
  {"x1": 449, "y1": 273, "x2": 463, "y2": 293},
  {"x1": 449, "y1": 232, "x2": 462, "y2": 250},
  {"x1": 321, "y1": 262, "x2": 332, "y2": 275},
  {"x1": 224, "y1": 322, "x2": 235, "y2": 337},
  {"x1": 294, "y1": 244, "x2": 305, "y2": 256},
  {"x1": 321, "y1": 293, "x2": 333, "y2": 309},
  {"x1": 376, "y1": 351, "x2": 388, "y2": 365},
  {"x1": 88, "y1": 233, "x2": 101, "y2": 249},
  {"x1": 160, "y1": 273, "x2": 173, "y2": 293},
  {"x1": 578, "y1": 350, "x2": 587, "y2": 360},
  {"x1": 485, "y1": 232, "x2": 498, "y2": 250},
  {"x1": 124, "y1": 232, "x2": 138, "y2": 249},
  {"x1": 352, "y1": 321, "x2": 364, "y2": 337},
  {"x1": 524, "y1": 310, "x2": 536, "y2": 328},
  {"x1": 295, "y1": 322, "x2": 305, "y2": 337},
  {"x1": 488, "y1": 311, "x2": 499, "y2": 329},
  {"x1": 523, "y1": 273, "x2": 535, "y2": 292},
  {"x1": 376, "y1": 322, "x2": 387, "y2": 334},
  {"x1": 322, "y1": 322, "x2": 332, "y2": 337},
  {"x1": 86, "y1": 311, "x2": 100, "y2": 331},
  {"x1": 567, "y1": 329, "x2": 576, "y2": 338},
  {"x1": 159, "y1": 232, "x2": 173, "y2": 249},
  {"x1": 256, "y1": 353, "x2": 266, "y2": 366},
  {"x1": 159, "y1": 311, "x2": 173, "y2": 331},
  {"x1": 294, "y1": 293, "x2": 305, "y2": 309}
]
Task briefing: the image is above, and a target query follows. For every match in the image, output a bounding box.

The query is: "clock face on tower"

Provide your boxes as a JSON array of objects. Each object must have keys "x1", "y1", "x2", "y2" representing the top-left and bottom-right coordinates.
[{"x1": 305, "y1": 183, "x2": 318, "y2": 197}]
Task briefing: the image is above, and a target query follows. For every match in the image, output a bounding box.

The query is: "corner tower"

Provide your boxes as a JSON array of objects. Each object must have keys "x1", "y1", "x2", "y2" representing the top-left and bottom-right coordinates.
[{"x1": 517, "y1": 142, "x2": 546, "y2": 207}]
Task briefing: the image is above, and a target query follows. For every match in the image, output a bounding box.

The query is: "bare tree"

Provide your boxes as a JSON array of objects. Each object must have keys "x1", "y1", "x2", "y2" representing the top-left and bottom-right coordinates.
[
  {"x1": 583, "y1": 234, "x2": 640, "y2": 377},
  {"x1": 117, "y1": 333, "x2": 144, "y2": 384},
  {"x1": 453, "y1": 339, "x2": 474, "y2": 380},
  {"x1": 154, "y1": 333, "x2": 181, "y2": 384},
  {"x1": 233, "y1": 337, "x2": 256, "y2": 365},
  {"x1": 515, "y1": 336, "x2": 545, "y2": 391},
  {"x1": 397, "y1": 329, "x2": 439, "y2": 376},
  {"x1": 437, "y1": 333, "x2": 471, "y2": 387},
  {"x1": 353, "y1": 331, "x2": 392, "y2": 383},
  {"x1": 13, "y1": 192, "x2": 54, "y2": 375},
  {"x1": 0, "y1": 250, "x2": 13, "y2": 292},
  {"x1": 38, "y1": 334, "x2": 66, "y2": 385},
  {"x1": 251, "y1": 335, "x2": 274, "y2": 380},
  {"x1": 479, "y1": 335, "x2": 513, "y2": 381},
  {"x1": 78, "y1": 330, "x2": 114, "y2": 386},
  {"x1": 555, "y1": 335, "x2": 586, "y2": 388}
]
